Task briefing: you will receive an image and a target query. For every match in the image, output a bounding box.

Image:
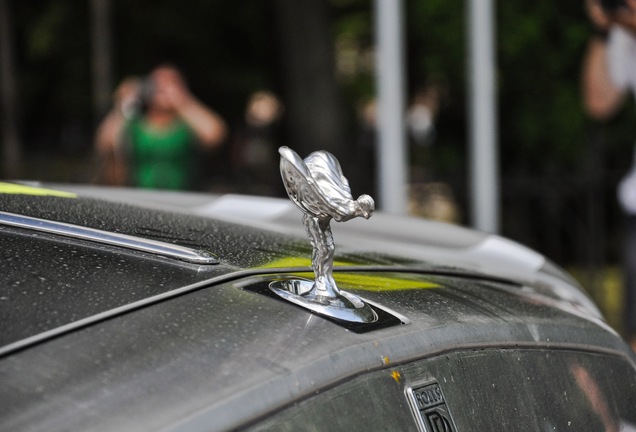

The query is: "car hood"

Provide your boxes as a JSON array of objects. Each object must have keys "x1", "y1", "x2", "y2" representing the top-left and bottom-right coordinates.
[
  {"x1": 0, "y1": 182, "x2": 632, "y2": 432},
  {"x1": 51, "y1": 183, "x2": 601, "y2": 313},
  {"x1": 0, "y1": 182, "x2": 602, "y2": 353}
]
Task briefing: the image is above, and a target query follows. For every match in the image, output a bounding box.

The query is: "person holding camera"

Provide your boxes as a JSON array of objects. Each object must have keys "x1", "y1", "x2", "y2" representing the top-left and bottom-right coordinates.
[
  {"x1": 583, "y1": 0, "x2": 636, "y2": 118},
  {"x1": 582, "y1": 0, "x2": 636, "y2": 352},
  {"x1": 95, "y1": 64, "x2": 227, "y2": 190}
]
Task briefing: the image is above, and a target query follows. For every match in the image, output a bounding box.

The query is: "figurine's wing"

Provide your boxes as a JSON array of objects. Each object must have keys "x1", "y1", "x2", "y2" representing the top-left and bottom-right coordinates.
[
  {"x1": 279, "y1": 147, "x2": 332, "y2": 217},
  {"x1": 303, "y1": 151, "x2": 358, "y2": 221},
  {"x1": 303, "y1": 151, "x2": 353, "y2": 202}
]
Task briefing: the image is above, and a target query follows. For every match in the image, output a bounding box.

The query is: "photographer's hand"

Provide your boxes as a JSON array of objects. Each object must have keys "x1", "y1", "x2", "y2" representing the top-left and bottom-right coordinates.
[
  {"x1": 583, "y1": 0, "x2": 627, "y2": 119},
  {"x1": 615, "y1": 0, "x2": 636, "y2": 33},
  {"x1": 586, "y1": 0, "x2": 612, "y2": 32}
]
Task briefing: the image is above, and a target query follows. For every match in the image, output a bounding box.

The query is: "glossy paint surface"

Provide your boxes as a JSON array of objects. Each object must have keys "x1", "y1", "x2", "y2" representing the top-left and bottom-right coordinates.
[{"x1": 0, "y1": 185, "x2": 634, "y2": 431}]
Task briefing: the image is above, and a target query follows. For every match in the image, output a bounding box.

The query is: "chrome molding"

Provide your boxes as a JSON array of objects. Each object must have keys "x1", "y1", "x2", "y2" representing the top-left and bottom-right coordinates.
[{"x1": 0, "y1": 211, "x2": 218, "y2": 265}]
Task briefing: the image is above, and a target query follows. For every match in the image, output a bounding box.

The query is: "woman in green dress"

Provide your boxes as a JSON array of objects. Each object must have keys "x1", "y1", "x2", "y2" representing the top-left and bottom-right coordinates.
[{"x1": 95, "y1": 65, "x2": 227, "y2": 190}]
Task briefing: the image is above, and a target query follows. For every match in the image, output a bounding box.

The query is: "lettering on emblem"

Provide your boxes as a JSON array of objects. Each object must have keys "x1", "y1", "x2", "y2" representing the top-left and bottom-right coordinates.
[{"x1": 407, "y1": 382, "x2": 457, "y2": 432}]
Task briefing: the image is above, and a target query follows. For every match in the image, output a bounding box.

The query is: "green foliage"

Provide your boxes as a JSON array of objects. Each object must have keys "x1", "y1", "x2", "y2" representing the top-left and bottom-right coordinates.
[
  {"x1": 12, "y1": 0, "x2": 636, "y2": 177},
  {"x1": 497, "y1": 0, "x2": 592, "y2": 170}
]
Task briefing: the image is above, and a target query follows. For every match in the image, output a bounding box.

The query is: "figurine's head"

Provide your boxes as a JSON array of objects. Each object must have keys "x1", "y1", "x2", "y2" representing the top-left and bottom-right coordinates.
[{"x1": 356, "y1": 194, "x2": 375, "y2": 219}]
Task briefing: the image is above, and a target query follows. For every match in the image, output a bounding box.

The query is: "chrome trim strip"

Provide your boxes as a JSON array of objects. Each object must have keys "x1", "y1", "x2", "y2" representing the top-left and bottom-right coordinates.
[{"x1": 0, "y1": 211, "x2": 218, "y2": 265}]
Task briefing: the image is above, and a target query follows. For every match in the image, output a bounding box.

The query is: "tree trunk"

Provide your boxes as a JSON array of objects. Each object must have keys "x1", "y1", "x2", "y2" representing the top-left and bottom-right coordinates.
[
  {"x1": 271, "y1": 0, "x2": 349, "y2": 160},
  {"x1": 90, "y1": 0, "x2": 114, "y2": 121},
  {"x1": 0, "y1": 0, "x2": 22, "y2": 178}
]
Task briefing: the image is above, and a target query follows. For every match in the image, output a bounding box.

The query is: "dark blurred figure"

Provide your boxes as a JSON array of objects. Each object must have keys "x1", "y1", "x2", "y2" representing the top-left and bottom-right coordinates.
[
  {"x1": 94, "y1": 76, "x2": 141, "y2": 186},
  {"x1": 351, "y1": 97, "x2": 378, "y2": 199},
  {"x1": 406, "y1": 83, "x2": 459, "y2": 225},
  {"x1": 95, "y1": 65, "x2": 227, "y2": 190},
  {"x1": 407, "y1": 85, "x2": 440, "y2": 149},
  {"x1": 582, "y1": 0, "x2": 636, "y2": 351},
  {"x1": 231, "y1": 90, "x2": 283, "y2": 195},
  {"x1": 407, "y1": 83, "x2": 444, "y2": 183}
]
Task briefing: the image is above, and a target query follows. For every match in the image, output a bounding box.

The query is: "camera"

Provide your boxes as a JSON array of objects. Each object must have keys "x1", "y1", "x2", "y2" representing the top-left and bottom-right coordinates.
[
  {"x1": 140, "y1": 77, "x2": 156, "y2": 106},
  {"x1": 600, "y1": 0, "x2": 627, "y2": 12}
]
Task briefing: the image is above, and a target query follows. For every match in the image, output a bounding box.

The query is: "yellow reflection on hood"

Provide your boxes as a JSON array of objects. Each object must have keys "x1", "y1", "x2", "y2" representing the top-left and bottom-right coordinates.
[
  {"x1": 261, "y1": 257, "x2": 439, "y2": 291},
  {"x1": 0, "y1": 182, "x2": 77, "y2": 198}
]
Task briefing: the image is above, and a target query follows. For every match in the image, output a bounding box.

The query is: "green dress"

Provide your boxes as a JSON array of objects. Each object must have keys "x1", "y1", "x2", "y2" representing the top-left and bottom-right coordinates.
[{"x1": 124, "y1": 116, "x2": 196, "y2": 190}]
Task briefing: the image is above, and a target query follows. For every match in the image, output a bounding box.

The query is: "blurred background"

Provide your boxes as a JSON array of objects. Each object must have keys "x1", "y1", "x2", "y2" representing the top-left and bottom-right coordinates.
[{"x1": 1, "y1": 0, "x2": 636, "y2": 331}]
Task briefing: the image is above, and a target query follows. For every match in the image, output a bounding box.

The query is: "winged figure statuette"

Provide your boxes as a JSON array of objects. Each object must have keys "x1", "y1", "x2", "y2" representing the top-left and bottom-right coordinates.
[{"x1": 271, "y1": 146, "x2": 377, "y2": 323}]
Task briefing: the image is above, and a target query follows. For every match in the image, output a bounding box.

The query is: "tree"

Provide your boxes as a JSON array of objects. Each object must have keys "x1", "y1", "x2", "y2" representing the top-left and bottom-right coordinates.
[
  {"x1": 271, "y1": 0, "x2": 349, "y2": 159},
  {"x1": 0, "y1": 0, "x2": 22, "y2": 178}
]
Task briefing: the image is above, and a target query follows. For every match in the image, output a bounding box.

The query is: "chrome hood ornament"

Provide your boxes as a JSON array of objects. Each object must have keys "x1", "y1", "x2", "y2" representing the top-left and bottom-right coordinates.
[{"x1": 270, "y1": 146, "x2": 377, "y2": 323}]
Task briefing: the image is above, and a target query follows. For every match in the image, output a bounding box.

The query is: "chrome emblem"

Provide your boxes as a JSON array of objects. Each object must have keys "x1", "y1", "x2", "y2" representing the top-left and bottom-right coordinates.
[
  {"x1": 270, "y1": 146, "x2": 376, "y2": 323},
  {"x1": 407, "y1": 382, "x2": 457, "y2": 432}
]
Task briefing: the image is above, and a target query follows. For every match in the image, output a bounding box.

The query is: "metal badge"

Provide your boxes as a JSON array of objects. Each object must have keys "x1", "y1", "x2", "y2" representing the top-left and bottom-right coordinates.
[
  {"x1": 407, "y1": 382, "x2": 457, "y2": 432},
  {"x1": 270, "y1": 146, "x2": 377, "y2": 323}
]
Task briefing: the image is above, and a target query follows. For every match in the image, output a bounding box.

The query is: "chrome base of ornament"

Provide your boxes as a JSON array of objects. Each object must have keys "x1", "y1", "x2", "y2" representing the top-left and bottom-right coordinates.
[{"x1": 269, "y1": 279, "x2": 378, "y2": 324}]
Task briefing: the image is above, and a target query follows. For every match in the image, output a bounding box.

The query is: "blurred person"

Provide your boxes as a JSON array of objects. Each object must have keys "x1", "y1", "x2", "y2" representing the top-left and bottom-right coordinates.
[
  {"x1": 407, "y1": 85, "x2": 441, "y2": 148},
  {"x1": 353, "y1": 83, "x2": 447, "y2": 207},
  {"x1": 582, "y1": 0, "x2": 636, "y2": 119},
  {"x1": 406, "y1": 83, "x2": 460, "y2": 225},
  {"x1": 94, "y1": 76, "x2": 141, "y2": 185},
  {"x1": 231, "y1": 90, "x2": 283, "y2": 195},
  {"x1": 351, "y1": 98, "x2": 378, "y2": 199},
  {"x1": 408, "y1": 82, "x2": 447, "y2": 184},
  {"x1": 95, "y1": 65, "x2": 227, "y2": 190},
  {"x1": 582, "y1": 0, "x2": 636, "y2": 351}
]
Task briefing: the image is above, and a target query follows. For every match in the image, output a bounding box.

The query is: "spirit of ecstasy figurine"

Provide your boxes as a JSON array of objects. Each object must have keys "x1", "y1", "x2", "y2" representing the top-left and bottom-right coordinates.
[{"x1": 270, "y1": 146, "x2": 377, "y2": 323}]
